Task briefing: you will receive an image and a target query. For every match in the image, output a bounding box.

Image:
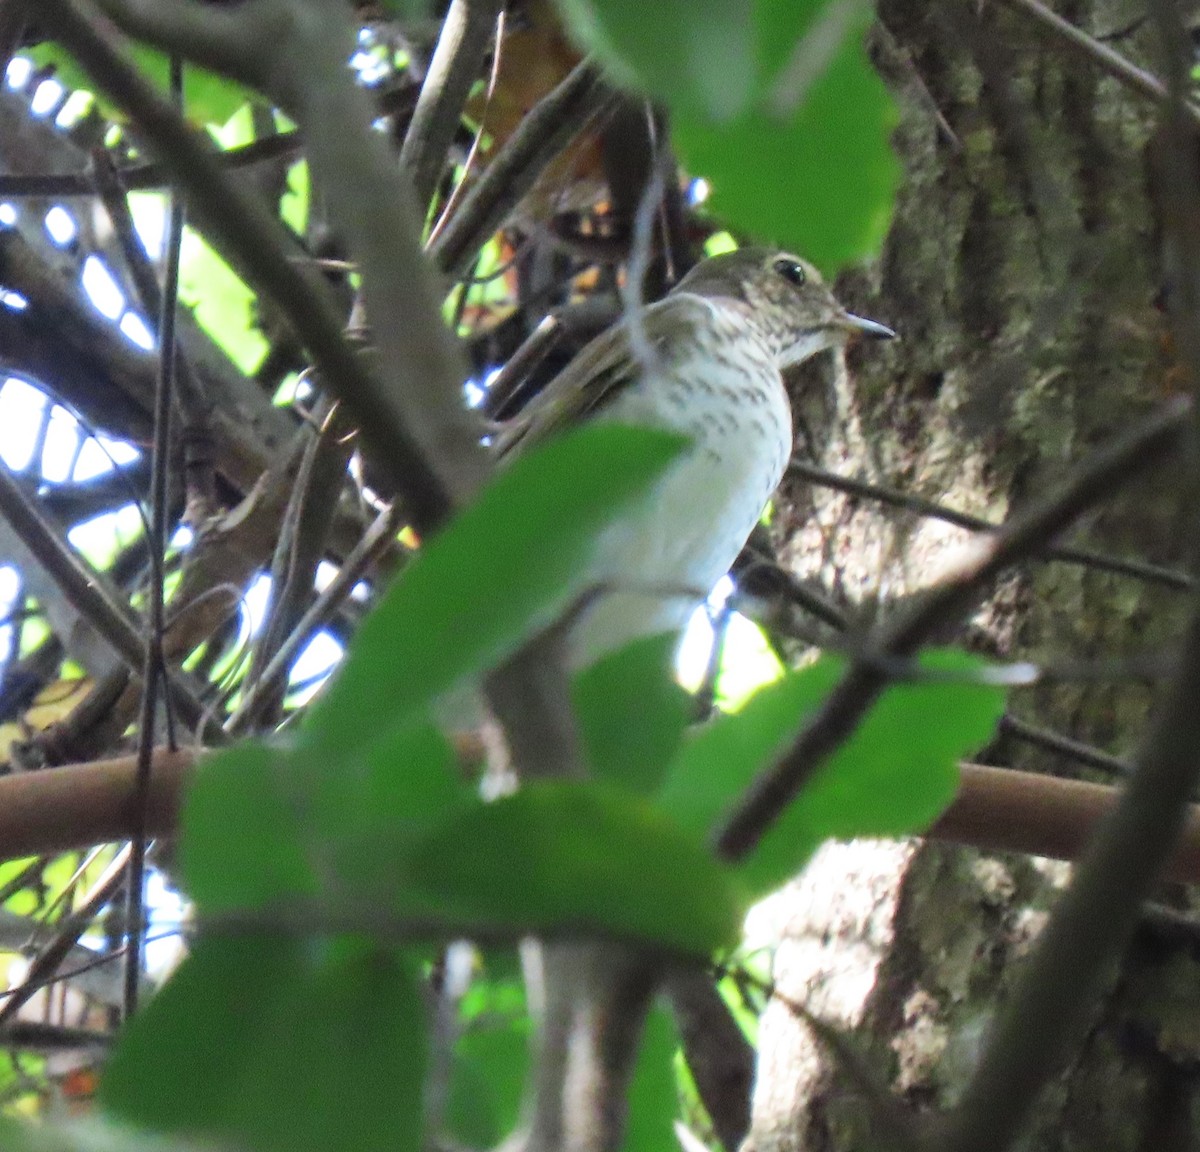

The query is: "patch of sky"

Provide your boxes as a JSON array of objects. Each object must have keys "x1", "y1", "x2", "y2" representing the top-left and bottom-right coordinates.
[
  {"x1": 55, "y1": 90, "x2": 93, "y2": 130},
  {"x1": 81, "y1": 255, "x2": 125, "y2": 320},
  {"x1": 67, "y1": 504, "x2": 143, "y2": 570},
  {"x1": 314, "y1": 559, "x2": 369, "y2": 602},
  {"x1": 287, "y1": 631, "x2": 344, "y2": 706},
  {"x1": 41, "y1": 404, "x2": 82, "y2": 482},
  {"x1": 464, "y1": 379, "x2": 487, "y2": 409},
  {"x1": 29, "y1": 78, "x2": 64, "y2": 118},
  {"x1": 242, "y1": 572, "x2": 272, "y2": 639},
  {"x1": 72, "y1": 432, "x2": 138, "y2": 483},
  {"x1": 128, "y1": 192, "x2": 165, "y2": 261},
  {"x1": 44, "y1": 206, "x2": 76, "y2": 246},
  {"x1": 119, "y1": 311, "x2": 155, "y2": 350},
  {"x1": 0, "y1": 564, "x2": 19, "y2": 666},
  {"x1": 0, "y1": 288, "x2": 27, "y2": 310},
  {"x1": 676, "y1": 575, "x2": 732, "y2": 690},
  {"x1": 4, "y1": 57, "x2": 29, "y2": 89},
  {"x1": 144, "y1": 869, "x2": 189, "y2": 980},
  {"x1": 0, "y1": 377, "x2": 46, "y2": 471}
]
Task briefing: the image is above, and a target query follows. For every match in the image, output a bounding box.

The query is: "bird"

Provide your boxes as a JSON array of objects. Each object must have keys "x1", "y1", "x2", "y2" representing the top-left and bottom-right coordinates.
[{"x1": 494, "y1": 245, "x2": 895, "y2": 670}]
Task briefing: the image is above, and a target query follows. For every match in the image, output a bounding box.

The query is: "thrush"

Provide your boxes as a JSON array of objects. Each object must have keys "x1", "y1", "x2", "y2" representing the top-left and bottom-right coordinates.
[{"x1": 495, "y1": 246, "x2": 895, "y2": 669}]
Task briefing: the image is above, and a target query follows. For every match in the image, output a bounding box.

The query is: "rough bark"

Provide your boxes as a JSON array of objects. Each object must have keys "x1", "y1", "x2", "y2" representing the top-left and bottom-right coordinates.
[{"x1": 748, "y1": 2, "x2": 1199, "y2": 1149}]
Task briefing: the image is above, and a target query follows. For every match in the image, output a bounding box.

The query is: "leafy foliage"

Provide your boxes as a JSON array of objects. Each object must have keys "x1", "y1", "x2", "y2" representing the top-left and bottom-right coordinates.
[
  {"x1": 30, "y1": 44, "x2": 249, "y2": 128},
  {"x1": 571, "y1": 631, "x2": 691, "y2": 791},
  {"x1": 406, "y1": 781, "x2": 743, "y2": 953},
  {"x1": 301, "y1": 422, "x2": 688, "y2": 757},
  {"x1": 2, "y1": 2, "x2": 995, "y2": 1150},
  {"x1": 659, "y1": 651, "x2": 1008, "y2": 893},
  {"x1": 100, "y1": 935, "x2": 425, "y2": 1152},
  {"x1": 555, "y1": 0, "x2": 899, "y2": 267}
]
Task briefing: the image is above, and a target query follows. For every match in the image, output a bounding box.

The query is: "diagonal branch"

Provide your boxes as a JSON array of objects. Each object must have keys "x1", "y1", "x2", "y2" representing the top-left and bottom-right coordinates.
[
  {"x1": 42, "y1": 0, "x2": 483, "y2": 533},
  {"x1": 0, "y1": 461, "x2": 218, "y2": 741},
  {"x1": 716, "y1": 395, "x2": 1192, "y2": 861},
  {"x1": 400, "y1": 0, "x2": 502, "y2": 209}
]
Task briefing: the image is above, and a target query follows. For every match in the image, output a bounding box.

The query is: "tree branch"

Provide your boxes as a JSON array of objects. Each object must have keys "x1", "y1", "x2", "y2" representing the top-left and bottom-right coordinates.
[
  {"x1": 716, "y1": 395, "x2": 1192, "y2": 861},
  {"x1": 42, "y1": 0, "x2": 480, "y2": 532},
  {"x1": 429, "y1": 58, "x2": 616, "y2": 277},
  {"x1": 400, "y1": 0, "x2": 501, "y2": 209}
]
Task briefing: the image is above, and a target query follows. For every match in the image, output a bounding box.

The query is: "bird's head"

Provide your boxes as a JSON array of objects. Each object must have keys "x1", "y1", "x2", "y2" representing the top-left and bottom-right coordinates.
[{"x1": 673, "y1": 246, "x2": 895, "y2": 369}]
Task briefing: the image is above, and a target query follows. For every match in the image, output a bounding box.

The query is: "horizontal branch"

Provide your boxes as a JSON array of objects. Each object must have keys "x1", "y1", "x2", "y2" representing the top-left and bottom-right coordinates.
[{"x1": 6, "y1": 750, "x2": 1200, "y2": 888}]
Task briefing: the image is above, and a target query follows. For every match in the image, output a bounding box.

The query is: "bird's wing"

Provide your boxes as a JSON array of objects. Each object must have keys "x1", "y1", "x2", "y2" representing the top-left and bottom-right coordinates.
[{"x1": 493, "y1": 294, "x2": 713, "y2": 459}]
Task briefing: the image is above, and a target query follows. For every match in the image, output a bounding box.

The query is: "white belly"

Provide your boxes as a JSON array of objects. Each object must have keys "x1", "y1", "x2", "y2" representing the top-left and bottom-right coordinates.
[{"x1": 568, "y1": 340, "x2": 792, "y2": 667}]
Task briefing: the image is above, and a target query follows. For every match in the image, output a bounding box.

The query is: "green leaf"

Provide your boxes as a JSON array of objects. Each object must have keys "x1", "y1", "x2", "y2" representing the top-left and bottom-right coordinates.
[
  {"x1": 407, "y1": 782, "x2": 743, "y2": 955},
  {"x1": 672, "y1": 36, "x2": 897, "y2": 270},
  {"x1": 554, "y1": 0, "x2": 899, "y2": 269},
  {"x1": 556, "y1": 0, "x2": 757, "y2": 122},
  {"x1": 302, "y1": 423, "x2": 687, "y2": 757},
  {"x1": 180, "y1": 741, "x2": 318, "y2": 913},
  {"x1": 446, "y1": 1009, "x2": 530, "y2": 1146},
  {"x1": 659, "y1": 651, "x2": 1006, "y2": 895},
  {"x1": 179, "y1": 227, "x2": 269, "y2": 374},
  {"x1": 182, "y1": 718, "x2": 470, "y2": 914},
  {"x1": 100, "y1": 935, "x2": 426, "y2": 1152},
  {"x1": 308, "y1": 718, "x2": 474, "y2": 902},
  {"x1": 623, "y1": 1006, "x2": 681, "y2": 1152},
  {"x1": 30, "y1": 45, "x2": 249, "y2": 127},
  {"x1": 571, "y1": 632, "x2": 691, "y2": 791}
]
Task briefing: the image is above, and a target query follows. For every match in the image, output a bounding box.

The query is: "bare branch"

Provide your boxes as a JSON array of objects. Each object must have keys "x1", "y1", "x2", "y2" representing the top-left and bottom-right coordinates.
[
  {"x1": 0, "y1": 461, "x2": 218, "y2": 740},
  {"x1": 996, "y1": 0, "x2": 1200, "y2": 129},
  {"x1": 400, "y1": 0, "x2": 502, "y2": 208},
  {"x1": 429, "y1": 59, "x2": 616, "y2": 277},
  {"x1": 42, "y1": 0, "x2": 479, "y2": 531}
]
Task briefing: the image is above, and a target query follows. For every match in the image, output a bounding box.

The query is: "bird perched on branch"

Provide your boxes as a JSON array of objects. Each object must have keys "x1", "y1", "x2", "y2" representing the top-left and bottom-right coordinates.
[{"x1": 495, "y1": 245, "x2": 895, "y2": 668}]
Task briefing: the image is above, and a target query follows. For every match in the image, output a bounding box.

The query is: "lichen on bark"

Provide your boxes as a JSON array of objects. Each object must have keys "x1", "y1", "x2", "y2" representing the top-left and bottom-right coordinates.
[{"x1": 747, "y1": 2, "x2": 1200, "y2": 1148}]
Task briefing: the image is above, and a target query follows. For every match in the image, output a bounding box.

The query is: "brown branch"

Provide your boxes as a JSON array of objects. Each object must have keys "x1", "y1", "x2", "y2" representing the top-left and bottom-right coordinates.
[
  {"x1": 0, "y1": 748, "x2": 191, "y2": 860},
  {"x1": 399, "y1": 0, "x2": 501, "y2": 208},
  {"x1": 10, "y1": 753, "x2": 1200, "y2": 887},
  {"x1": 429, "y1": 58, "x2": 616, "y2": 277}
]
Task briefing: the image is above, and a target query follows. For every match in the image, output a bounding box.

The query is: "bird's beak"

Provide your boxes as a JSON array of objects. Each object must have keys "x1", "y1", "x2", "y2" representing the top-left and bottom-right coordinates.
[{"x1": 838, "y1": 312, "x2": 896, "y2": 341}]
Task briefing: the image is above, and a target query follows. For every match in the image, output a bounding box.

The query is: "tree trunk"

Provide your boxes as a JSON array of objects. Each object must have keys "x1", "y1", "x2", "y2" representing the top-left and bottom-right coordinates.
[{"x1": 748, "y1": 2, "x2": 1198, "y2": 1148}]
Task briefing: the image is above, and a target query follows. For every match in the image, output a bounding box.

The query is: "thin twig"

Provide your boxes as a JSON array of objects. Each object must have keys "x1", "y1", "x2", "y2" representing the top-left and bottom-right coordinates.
[
  {"x1": 429, "y1": 59, "x2": 616, "y2": 277},
  {"x1": 0, "y1": 130, "x2": 304, "y2": 198},
  {"x1": 0, "y1": 846, "x2": 131, "y2": 1028},
  {"x1": 122, "y1": 50, "x2": 184, "y2": 1021},
  {"x1": 242, "y1": 402, "x2": 355, "y2": 728},
  {"x1": 787, "y1": 458, "x2": 1192, "y2": 591},
  {"x1": 999, "y1": 713, "x2": 1134, "y2": 776},
  {"x1": 226, "y1": 501, "x2": 406, "y2": 735},
  {"x1": 42, "y1": 0, "x2": 473, "y2": 533},
  {"x1": 996, "y1": 0, "x2": 1200, "y2": 129},
  {"x1": 0, "y1": 462, "x2": 219, "y2": 740}
]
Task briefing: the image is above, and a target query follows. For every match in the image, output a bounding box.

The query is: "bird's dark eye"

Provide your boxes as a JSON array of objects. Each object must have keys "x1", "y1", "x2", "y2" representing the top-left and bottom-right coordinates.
[{"x1": 772, "y1": 256, "x2": 806, "y2": 287}]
